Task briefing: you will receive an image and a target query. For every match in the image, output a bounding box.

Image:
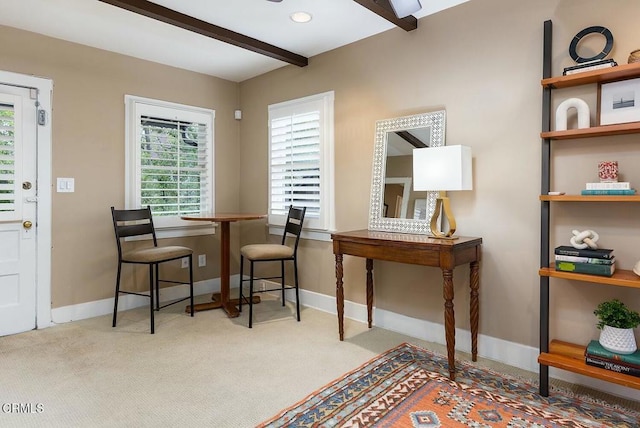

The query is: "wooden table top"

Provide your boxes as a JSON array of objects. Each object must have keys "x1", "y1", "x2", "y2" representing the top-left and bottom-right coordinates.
[
  {"x1": 180, "y1": 213, "x2": 266, "y2": 222},
  {"x1": 331, "y1": 229, "x2": 482, "y2": 247}
]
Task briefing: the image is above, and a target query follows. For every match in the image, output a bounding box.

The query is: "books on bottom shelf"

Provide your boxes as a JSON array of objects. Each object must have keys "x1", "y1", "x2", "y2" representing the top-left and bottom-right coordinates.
[
  {"x1": 585, "y1": 340, "x2": 640, "y2": 377},
  {"x1": 586, "y1": 182, "x2": 631, "y2": 190},
  {"x1": 547, "y1": 339, "x2": 640, "y2": 378},
  {"x1": 585, "y1": 355, "x2": 640, "y2": 376},
  {"x1": 581, "y1": 189, "x2": 637, "y2": 195}
]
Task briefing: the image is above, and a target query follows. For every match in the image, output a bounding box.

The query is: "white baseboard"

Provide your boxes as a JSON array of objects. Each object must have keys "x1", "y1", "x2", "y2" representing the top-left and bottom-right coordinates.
[
  {"x1": 51, "y1": 277, "x2": 223, "y2": 323},
  {"x1": 51, "y1": 279, "x2": 639, "y2": 401}
]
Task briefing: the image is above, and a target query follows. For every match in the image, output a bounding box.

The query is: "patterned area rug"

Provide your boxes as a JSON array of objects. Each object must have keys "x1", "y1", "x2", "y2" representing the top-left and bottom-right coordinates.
[{"x1": 258, "y1": 343, "x2": 639, "y2": 427}]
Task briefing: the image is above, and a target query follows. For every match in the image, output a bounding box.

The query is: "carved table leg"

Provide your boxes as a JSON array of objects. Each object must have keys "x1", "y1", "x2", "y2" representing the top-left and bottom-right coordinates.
[
  {"x1": 335, "y1": 253, "x2": 344, "y2": 341},
  {"x1": 366, "y1": 258, "x2": 373, "y2": 328},
  {"x1": 442, "y1": 268, "x2": 456, "y2": 380},
  {"x1": 470, "y1": 260, "x2": 480, "y2": 362}
]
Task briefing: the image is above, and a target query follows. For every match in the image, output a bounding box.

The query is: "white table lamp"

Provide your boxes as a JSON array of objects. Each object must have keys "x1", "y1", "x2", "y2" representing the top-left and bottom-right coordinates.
[{"x1": 413, "y1": 145, "x2": 472, "y2": 239}]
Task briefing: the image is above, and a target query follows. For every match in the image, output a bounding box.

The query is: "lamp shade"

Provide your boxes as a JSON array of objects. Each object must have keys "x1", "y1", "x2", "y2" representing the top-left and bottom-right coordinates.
[
  {"x1": 413, "y1": 145, "x2": 472, "y2": 191},
  {"x1": 388, "y1": 0, "x2": 422, "y2": 18}
]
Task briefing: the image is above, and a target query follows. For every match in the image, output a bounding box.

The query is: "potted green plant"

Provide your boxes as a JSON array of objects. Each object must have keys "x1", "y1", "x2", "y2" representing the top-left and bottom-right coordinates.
[{"x1": 594, "y1": 299, "x2": 640, "y2": 354}]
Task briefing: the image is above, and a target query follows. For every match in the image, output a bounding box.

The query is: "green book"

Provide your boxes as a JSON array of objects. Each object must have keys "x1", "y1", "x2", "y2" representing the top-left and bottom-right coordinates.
[
  {"x1": 555, "y1": 261, "x2": 615, "y2": 277},
  {"x1": 580, "y1": 189, "x2": 637, "y2": 195},
  {"x1": 586, "y1": 340, "x2": 640, "y2": 366}
]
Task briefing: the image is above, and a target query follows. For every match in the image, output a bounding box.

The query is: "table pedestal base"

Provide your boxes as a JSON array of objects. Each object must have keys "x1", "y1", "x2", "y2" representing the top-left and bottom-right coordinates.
[{"x1": 186, "y1": 293, "x2": 261, "y2": 317}]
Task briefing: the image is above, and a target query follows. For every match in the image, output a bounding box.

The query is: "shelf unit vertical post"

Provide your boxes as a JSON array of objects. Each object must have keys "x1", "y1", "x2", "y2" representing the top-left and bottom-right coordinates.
[{"x1": 539, "y1": 19, "x2": 553, "y2": 397}]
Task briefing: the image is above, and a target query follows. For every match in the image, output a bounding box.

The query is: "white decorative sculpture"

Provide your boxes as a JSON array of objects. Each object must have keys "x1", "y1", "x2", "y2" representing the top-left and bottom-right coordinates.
[
  {"x1": 633, "y1": 260, "x2": 640, "y2": 277},
  {"x1": 555, "y1": 98, "x2": 590, "y2": 131},
  {"x1": 570, "y1": 229, "x2": 599, "y2": 249}
]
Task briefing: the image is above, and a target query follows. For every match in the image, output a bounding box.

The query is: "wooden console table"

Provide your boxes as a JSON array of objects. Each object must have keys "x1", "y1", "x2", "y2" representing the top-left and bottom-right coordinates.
[{"x1": 331, "y1": 229, "x2": 482, "y2": 380}]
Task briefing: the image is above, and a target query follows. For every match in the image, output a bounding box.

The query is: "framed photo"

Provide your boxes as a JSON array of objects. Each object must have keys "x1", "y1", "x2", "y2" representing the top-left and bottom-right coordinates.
[{"x1": 598, "y1": 77, "x2": 640, "y2": 125}]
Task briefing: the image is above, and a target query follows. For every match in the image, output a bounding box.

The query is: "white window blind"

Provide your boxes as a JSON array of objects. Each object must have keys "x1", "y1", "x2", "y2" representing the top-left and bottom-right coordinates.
[
  {"x1": 270, "y1": 111, "x2": 321, "y2": 219},
  {"x1": 139, "y1": 116, "x2": 209, "y2": 216},
  {"x1": 268, "y1": 91, "x2": 334, "y2": 232},
  {"x1": 0, "y1": 102, "x2": 16, "y2": 214},
  {"x1": 125, "y1": 96, "x2": 214, "y2": 232}
]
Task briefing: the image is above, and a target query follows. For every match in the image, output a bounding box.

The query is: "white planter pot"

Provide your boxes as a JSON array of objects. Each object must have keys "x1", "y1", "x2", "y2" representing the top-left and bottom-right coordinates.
[{"x1": 599, "y1": 325, "x2": 637, "y2": 354}]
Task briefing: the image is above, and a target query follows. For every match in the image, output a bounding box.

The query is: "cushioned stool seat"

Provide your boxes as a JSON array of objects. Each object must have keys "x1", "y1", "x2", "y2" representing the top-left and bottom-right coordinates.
[
  {"x1": 240, "y1": 244, "x2": 294, "y2": 261},
  {"x1": 122, "y1": 246, "x2": 193, "y2": 263}
]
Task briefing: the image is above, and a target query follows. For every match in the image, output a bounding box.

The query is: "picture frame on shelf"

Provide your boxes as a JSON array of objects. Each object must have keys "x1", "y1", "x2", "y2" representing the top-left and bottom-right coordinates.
[{"x1": 598, "y1": 77, "x2": 640, "y2": 125}]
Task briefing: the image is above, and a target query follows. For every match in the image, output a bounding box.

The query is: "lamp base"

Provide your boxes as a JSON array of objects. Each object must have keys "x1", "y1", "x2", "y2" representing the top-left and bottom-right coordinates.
[
  {"x1": 430, "y1": 234, "x2": 460, "y2": 241},
  {"x1": 429, "y1": 192, "x2": 459, "y2": 239}
]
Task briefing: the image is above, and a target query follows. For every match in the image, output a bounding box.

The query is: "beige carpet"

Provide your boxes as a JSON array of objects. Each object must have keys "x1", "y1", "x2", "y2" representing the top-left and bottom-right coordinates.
[{"x1": 0, "y1": 293, "x2": 637, "y2": 427}]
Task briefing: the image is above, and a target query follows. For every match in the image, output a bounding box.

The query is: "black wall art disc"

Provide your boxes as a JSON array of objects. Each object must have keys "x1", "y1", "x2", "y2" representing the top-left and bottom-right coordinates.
[{"x1": 569, "y1": 26, "x2": 614, "y2": 63}]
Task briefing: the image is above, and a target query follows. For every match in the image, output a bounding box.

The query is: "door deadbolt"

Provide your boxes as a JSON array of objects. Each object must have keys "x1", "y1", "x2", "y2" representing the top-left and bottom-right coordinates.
[
  {"x1": 23, "y1": 181, "x2": 32, "y2": 190},
  {"x1": 23, "y1": 221, "x2": 33, "y2": 229}
]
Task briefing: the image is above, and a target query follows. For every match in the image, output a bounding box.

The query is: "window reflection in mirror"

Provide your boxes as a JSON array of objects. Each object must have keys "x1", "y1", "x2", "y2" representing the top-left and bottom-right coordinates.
[{"x1": 384, "y1": 128, "x2": 431, "y2": 219}]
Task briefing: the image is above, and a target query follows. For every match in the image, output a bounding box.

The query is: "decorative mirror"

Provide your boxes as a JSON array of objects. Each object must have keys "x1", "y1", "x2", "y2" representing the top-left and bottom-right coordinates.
[{"x1": 368, "y1": 110, "x2": 446, "y2": 234}]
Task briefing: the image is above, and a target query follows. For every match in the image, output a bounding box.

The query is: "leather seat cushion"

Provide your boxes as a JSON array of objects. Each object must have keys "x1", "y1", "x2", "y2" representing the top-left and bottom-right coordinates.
[
  {"x1": 122, "y1": 246, "x2": 193, "y2": 263},
  {"x1": 241, "y1": 244, "x2": 293, "y2": 260}
]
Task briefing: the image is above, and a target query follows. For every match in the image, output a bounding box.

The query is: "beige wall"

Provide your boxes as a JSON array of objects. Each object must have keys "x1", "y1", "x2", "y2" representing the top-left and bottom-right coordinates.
[
  {"x1": 2, "y1": 0, "x2": 640, "y2": 352},
  {"x1": 239, "y1": 0, "x2": 640, "y2": 349},
  {"x1": 0, "y1": 25, "x2": 240, "y2": 308}
]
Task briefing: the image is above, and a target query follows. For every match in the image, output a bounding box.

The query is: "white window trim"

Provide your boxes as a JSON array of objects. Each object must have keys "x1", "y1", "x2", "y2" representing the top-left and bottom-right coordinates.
[
  {"x1": 124, "y1": 95, "x2": 215, "y2": 239},
  {"x1": 267, "y1": 91, "x2": 335, "y2": 240},
  {"x1": 268, "y1": 224, "x2": 334, "y2": 242}
]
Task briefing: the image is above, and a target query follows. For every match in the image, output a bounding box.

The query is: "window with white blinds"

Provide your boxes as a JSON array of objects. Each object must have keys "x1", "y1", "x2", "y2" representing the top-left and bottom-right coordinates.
[
  {"x1": 125, "y1": 96, "x2": 214, "y2": 233},
  {"x1": 0, "y1": 103, "x2": 16, "y2": 214},
  {"x1": 268, "y1": 92, "x2": 334, "y2": 232}
]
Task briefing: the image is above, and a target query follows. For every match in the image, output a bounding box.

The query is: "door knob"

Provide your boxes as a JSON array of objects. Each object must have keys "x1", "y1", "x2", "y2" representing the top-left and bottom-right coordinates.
[{"x1": 23, "y1": 220, "x2": 33, "y2": 229}]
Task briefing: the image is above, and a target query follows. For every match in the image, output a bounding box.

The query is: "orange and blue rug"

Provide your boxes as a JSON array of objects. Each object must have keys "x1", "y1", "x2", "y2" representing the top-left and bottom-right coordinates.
[{"x1": 259, "y1": 343, "x2": 639, "y2": 427}]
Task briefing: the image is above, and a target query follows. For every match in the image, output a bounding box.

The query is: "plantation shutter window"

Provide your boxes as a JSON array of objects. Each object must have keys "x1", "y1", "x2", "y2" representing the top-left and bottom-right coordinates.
[
  {"x1": 268, "y1": 92, "x2": 334, "y2": 232},
  {"x1": 270, "y1": 111, "x2": 321, "y2": 218},
  {"x1": 125, "y1": 96, "x2": 214, "y2": 233},
  {"x1": 138, "y1": 116, "x2": 209, "y2": 215}
]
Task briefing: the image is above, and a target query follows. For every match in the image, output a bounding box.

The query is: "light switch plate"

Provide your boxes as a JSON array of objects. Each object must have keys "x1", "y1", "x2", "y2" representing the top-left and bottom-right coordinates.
[{"x1": 57, "y1": 177, "x2": 75, "y2": 193}]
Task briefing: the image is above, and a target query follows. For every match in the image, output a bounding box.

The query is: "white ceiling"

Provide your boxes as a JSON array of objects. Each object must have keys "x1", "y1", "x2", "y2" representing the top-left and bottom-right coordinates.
[{"x1": 0, "y1": 0, "x2": 468, "y2": 82}]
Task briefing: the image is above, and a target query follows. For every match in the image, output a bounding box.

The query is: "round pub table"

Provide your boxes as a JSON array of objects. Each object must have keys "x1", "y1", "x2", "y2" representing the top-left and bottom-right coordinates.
[{"x1": 181, "y1": 213, "x2": 266, "y2": 317}]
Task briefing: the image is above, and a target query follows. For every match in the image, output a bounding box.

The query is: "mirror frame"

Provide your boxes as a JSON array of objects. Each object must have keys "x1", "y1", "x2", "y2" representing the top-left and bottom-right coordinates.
[{"x1": 368, "y1": 110, "x2": 446, "y2": 234}]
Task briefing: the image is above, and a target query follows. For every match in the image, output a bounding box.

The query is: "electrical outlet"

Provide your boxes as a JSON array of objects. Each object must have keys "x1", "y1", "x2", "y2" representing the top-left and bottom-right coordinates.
[
  {"x1": 198, "y1": 254, "x2": 206, "y2": 267},
  {"x1": 181, "y1": 257, "x2": 189, "y2": 268}
]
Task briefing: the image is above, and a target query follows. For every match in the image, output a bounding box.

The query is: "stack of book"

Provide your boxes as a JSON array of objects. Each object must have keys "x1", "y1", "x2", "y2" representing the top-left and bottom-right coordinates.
[
  {"x1": 585, "y1": 340, "x2": 640, "y2": 377},
  {"x1": 563, "y1": 59, "x2": 617, "y2": 75},
  {"x1": 581, "y1": 181, "x2": 636, "y2": 196},
  {"x1": 554, "y1": 246, "x2": 615, "y2": 277}
]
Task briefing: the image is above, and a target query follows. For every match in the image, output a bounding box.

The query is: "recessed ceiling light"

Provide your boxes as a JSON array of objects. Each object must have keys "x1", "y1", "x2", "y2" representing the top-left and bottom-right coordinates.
[{"x1": 290, "y1": 12, "x2": 312, "y2": 23}]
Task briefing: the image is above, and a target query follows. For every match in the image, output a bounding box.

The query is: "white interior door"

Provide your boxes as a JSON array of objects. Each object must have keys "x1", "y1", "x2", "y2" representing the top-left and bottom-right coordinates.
[{"x1": 0, "y1": 84, "x2": 37, "y2": 336}]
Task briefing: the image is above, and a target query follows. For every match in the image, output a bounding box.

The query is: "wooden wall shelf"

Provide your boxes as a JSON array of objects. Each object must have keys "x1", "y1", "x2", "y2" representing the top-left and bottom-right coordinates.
[
  {"x1": 541, "y1": 62, "x2": 640, "y2": 89},
  {"x1": 539, "y1": 351, "x2": 640, "y2": 389},
  {"x1": 541, "y1": 122, "x2": 640, "y2": 140},
  {"x1": 539, "y1": 266, "x2": 640, "y2": 289},
  {"x1": 539, "y1": 195, "x2": 640, "y2": 202}
]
